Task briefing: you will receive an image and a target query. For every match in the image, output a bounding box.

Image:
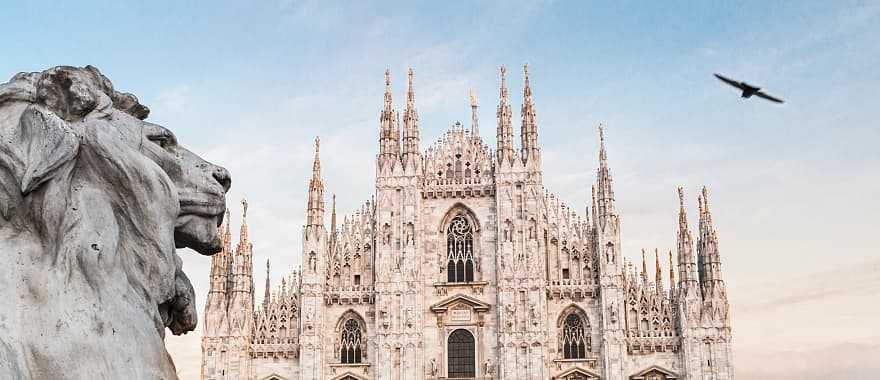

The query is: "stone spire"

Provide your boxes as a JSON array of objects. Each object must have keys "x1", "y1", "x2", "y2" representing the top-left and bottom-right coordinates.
[
  {"x1": 697, "y1": 186, "x2": 725, "y2": 292},
  {"x1": 676, "y1": 186, "x2": 699, "y2": 288},
  {"x1": 520, "y1": 64, "x2": 539, "y2": 163},
  {"x1": 208, "y1": 208, "x2": 232, "y2": 295},
  {"x1": 402, "y1": 68, "x2": 421, "y2": 162},
  {"x1": 640, "y1": 249, "x2": 647, "y2": 283},
  {"x1": 307, "y1": 137, "x2": 325, "y2": 227},
  {"x1": 655, "y1": 248, "x2": 663, "y2": 293},
  {"x1": 263, "y1": 259, "x2": 271, "y2": 312},
  {"x1": 238, "y1": 198, "x2": 249, "y2": 253},
  {"x1": 379, "y1": 68, "x2": 400, "y2": 162},
  {"x1": 668, "y1": 250, "x2": 675, "y2": 291},
  {"x1": 496, "y1": 65, "x2": 515, "y2": 164},
  {"x1": 329, "y1": 193, "x2": 337, "y2": 255},
  {"x1": 470, "y1": 88, "x2": 479, "y2": 138},
  {"x1": 596, "y1": 125, "x2": 616, "y2": 228}
]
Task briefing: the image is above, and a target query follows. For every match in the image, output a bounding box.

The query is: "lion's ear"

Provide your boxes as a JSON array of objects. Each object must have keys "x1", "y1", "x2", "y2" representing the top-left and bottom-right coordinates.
[{"x1": 8, "y1": 105, "x2": 79, "y2": 195}]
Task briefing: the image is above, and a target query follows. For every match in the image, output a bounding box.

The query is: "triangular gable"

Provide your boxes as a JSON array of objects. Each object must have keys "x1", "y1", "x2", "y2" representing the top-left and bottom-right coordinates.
[
  {"x1": 554, "y1": 366, "x2": 601, "y2": 379},
  {"x1": 330, "y1": 371, "x2": 368, "y2": 380},
  {"x1": 630, "y1": 365, "x2": 679, "y2": 379},
  {"x1": 259, "y1": 374, "x2": 287, "y2": 380},
  {"x1": 430, "y1": 294, "x2": 491, "y2": 312}
]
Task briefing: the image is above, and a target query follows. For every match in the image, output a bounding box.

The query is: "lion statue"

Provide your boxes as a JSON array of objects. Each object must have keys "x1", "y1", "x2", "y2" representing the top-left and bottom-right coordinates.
[{"x1": 0, "y1": 66, "x2": 230, "y2": 379}]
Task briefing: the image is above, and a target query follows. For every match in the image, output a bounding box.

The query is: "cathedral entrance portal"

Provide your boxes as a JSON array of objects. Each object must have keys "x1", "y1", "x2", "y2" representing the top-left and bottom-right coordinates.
[{"x1": 447, "y1": 329, "x2": 476, "y2": 378}]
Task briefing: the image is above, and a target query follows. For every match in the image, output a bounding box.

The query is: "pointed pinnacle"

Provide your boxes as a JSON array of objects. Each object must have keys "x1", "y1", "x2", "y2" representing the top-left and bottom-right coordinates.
[
  {"x1": 500, "y1": 65, "x2": 508, "y2": 99},
  {"x1": 701, "y1": 186, "x2": 711, "y2": 214},
  {"x1": 407, "y1": 67, "x2": 414, "y2": 105}
]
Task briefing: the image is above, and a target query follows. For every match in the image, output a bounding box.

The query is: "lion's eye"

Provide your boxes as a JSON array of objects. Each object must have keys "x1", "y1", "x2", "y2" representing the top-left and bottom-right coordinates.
[{"x1": 147, "y1": 133, "x2": 173, "y2": 149}]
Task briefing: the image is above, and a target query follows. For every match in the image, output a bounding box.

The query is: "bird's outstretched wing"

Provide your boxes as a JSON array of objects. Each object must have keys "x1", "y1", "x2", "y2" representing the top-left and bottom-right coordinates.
[
  {"x1": 714, "y1": 73, "x2": 745, "y2": 90},
  {"x1": 755, "y1": 91, "x2": 784, "y2": 103}
]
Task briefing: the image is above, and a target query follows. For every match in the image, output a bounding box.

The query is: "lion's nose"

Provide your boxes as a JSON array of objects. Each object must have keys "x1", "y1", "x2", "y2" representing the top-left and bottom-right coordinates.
[{"x1": 211, "y1": 166, "x2": 231, "y2": 193}]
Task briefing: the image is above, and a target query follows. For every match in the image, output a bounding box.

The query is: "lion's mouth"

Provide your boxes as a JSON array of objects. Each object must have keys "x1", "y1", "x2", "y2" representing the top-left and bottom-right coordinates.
[{"x1": 175, "y1": 194, "x2": 226, "y2": 255}]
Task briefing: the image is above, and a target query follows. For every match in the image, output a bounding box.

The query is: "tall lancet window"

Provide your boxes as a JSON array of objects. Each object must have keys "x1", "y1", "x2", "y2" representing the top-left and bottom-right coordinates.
[
  {"x1": 447, "y1": 215, "x2": 475, "y2": 282},
  {"x1": 340, "y1": 319, "x2": 363, "y2": 363},
  {"x1": 562, "y1": 313, "x2": 589, "y2": 359}
]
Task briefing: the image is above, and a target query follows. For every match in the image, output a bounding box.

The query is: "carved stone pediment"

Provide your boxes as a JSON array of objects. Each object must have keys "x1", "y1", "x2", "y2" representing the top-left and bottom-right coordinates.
[
  {"x1": 429, "y1": 294, "x2": 491, "y2": 313},
  {"x1": 629, "y1": 365, "x2": 679, "y2": 379},
  {"x1": 553, "y1": 366, "x2": 602, "y2": 379}
]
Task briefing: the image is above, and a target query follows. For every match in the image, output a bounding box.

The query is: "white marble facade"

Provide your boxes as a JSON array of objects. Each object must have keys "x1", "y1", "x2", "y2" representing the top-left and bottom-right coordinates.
[{"x1": 200, "y1": 66, "x2": 734, "y2": 380}]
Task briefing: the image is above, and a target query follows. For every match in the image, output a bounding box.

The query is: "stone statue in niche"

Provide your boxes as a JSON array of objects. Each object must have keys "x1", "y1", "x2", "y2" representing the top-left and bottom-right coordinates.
[
  {"x1": 0, "y1": 66, "x2": 230, "y2": 379},
  {"x1": 504, "y1": 303, "x2": 516, "y2": 328},
  {"x1": 308, "y1": 251, "x2": 317, "y2": 272},
  {"x1": 484, "y1": 357, "x2": 495, "y2": 375},
  {"x1": 382, "y1": 223, "x2": 391, "y2": 245},
  {"x1": 429, "y1": 358, "x2": 438, "y2": 376}
]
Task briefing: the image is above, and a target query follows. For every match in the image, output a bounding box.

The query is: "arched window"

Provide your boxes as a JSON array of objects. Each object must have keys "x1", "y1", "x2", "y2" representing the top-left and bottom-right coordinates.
[
  {"x1": 340, "y1": 318, "x2": 363, "y2": 363},
  {"x1": 447, "y1": 329, "x2": 475, "y2": 378},
  {"x1": 446, "y1": 215, "x2": 474, "y2": 283},
  {"x1": 562, "y1": 314, "x2": 588, "y2": 359}
]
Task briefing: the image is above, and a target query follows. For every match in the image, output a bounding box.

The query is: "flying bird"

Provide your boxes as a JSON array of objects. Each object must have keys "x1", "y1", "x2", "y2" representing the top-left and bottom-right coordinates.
[{"x1": 714, "y1": 73, "x2": 784, "y2": 104}]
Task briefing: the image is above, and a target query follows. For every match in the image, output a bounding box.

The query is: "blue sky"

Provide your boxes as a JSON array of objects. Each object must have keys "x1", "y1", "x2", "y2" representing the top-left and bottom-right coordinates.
[{"x1": 3, "y1": 1, "x2": 878, "y2": 378}]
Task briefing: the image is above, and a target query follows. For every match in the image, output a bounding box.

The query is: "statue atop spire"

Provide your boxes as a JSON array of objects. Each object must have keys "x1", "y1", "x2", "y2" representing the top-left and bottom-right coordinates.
[
  {"x1": 470, "y1": 88, "x2": 479, "y2": 137},
  {"x1": 238, "y1": 197, "x2": 249, "y2": 252}
]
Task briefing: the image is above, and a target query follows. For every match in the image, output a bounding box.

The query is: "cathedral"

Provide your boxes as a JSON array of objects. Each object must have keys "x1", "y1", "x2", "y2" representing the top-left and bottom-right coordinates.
[{"x1": 200, "y1": 66, "x2": 734, "y2": 380}]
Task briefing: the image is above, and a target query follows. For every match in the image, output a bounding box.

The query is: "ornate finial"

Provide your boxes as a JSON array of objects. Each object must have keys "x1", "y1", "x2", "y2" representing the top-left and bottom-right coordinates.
[
  {"x1": 523, "y1": 63, "x2": 531, "y2": 97},
  {"x1": 470, "y1": 88, "x2": 477, "y2": 107},
  {"x1": 668, "y1": 250, "x2": 675, "y2": 289},
  {"x1": 384, "y1": 68, "x2": 391, "y2": 87},
  {"x1": 598, "y1": 123, "x2": 608, "y2": 162},
  {"x1": 241, "y1": 198, "x2": 248, "y2": 219}
]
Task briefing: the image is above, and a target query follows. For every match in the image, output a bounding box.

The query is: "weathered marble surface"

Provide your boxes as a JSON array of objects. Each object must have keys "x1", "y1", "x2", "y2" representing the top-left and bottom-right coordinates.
[{"x1": 0, "y1": 66, "x2": 230, "y2": 379}]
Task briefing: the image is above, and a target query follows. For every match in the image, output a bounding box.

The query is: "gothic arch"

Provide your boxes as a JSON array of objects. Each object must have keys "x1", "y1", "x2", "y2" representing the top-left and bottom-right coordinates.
[
  {"x1": 557, "y1": 305, "x2": 592, "y2": 359},
  {"x1": 335, "y1": 310, "x2": 367, "y2": 364},
  {"x1": 439, "y1": 204, "x2": 482, "y2": 283},
  {"x1": 437, "y1": 203, "x2": 482, "y2": 233}
]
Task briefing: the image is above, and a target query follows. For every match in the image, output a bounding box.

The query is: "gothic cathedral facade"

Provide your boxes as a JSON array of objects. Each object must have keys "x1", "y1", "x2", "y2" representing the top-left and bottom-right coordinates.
[{"x1": 200, "y1": 66, "x2": 734, "y2": 380}]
